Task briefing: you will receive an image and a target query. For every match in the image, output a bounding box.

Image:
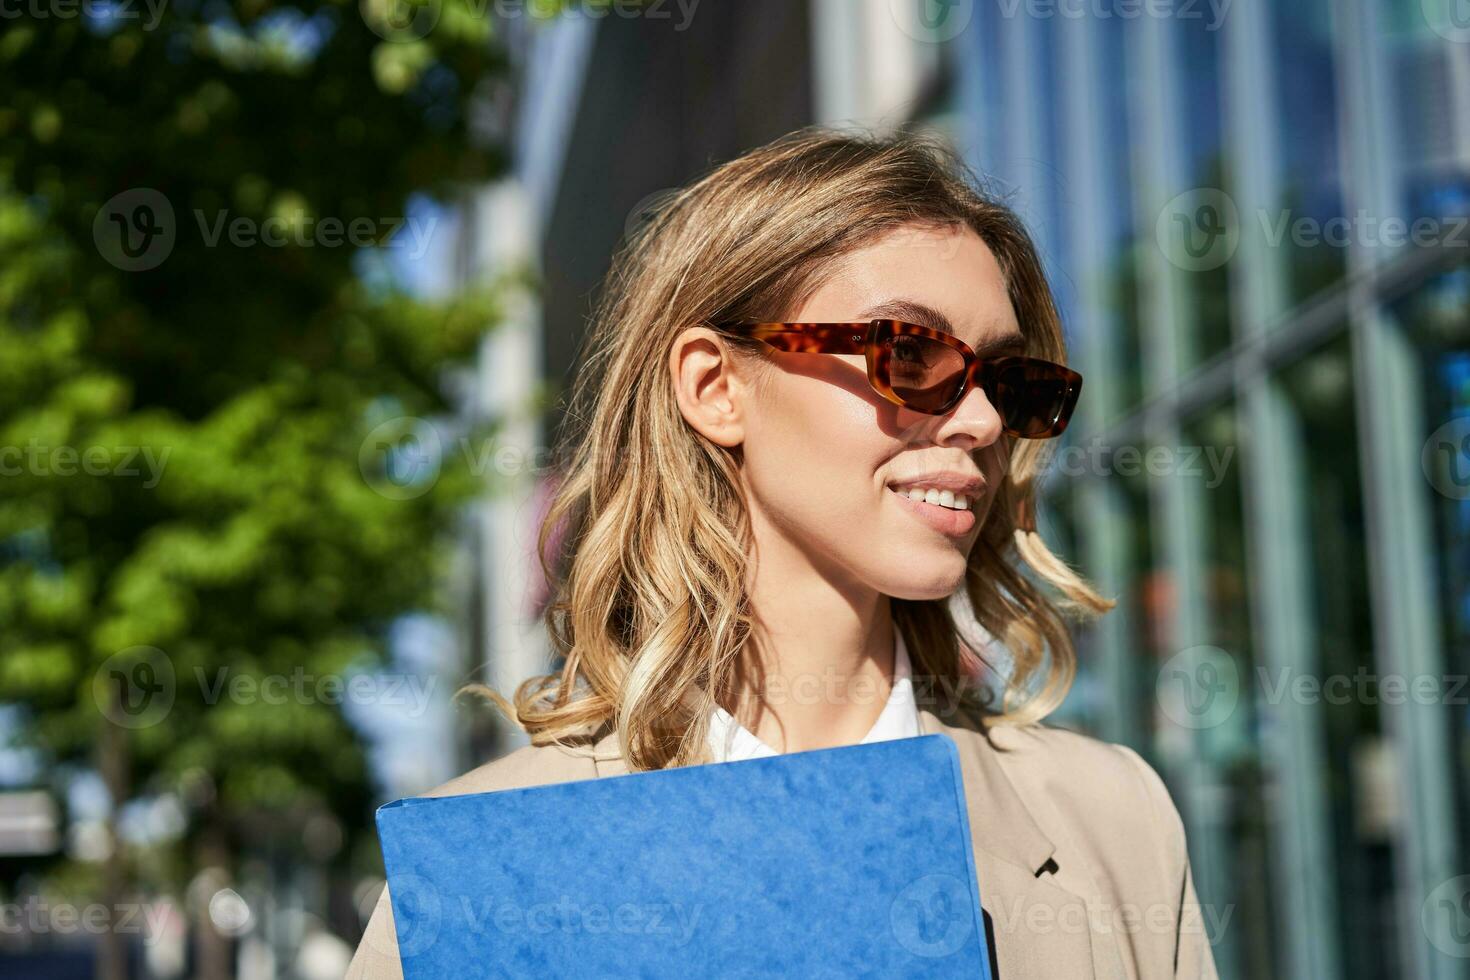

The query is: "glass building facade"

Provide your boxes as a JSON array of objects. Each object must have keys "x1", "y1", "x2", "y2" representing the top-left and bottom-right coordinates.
[
  {"x1": 496, "y1": 3, "x2": 1468, "y2": 975},
  {"x1": 904, "y1": 1, "x2": 1470, "y2": 978}
]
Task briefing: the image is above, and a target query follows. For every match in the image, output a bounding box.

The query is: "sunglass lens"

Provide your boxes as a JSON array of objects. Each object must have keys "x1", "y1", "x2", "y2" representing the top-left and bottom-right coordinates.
[
  {"x1": 994, "y1": 361, "x2": 1072, "y2": 436},
  {"x1": 879, "y1": 334, "x2": 967, "y2": 413}
]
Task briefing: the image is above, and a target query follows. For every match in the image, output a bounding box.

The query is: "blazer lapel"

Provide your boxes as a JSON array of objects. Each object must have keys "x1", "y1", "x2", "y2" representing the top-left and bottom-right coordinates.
[
  {"x1": 920, "y1": 707, "x2": 1124, "y2": 980},
  {"x1": 918, "y1": 707, "x2": 1055, "y2": 876}
]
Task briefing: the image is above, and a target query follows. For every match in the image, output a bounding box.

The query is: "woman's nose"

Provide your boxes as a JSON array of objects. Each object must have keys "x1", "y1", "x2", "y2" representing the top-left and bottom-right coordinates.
[{"x1": 931, "y1": 382, "x2": 1005, "y2": 451}]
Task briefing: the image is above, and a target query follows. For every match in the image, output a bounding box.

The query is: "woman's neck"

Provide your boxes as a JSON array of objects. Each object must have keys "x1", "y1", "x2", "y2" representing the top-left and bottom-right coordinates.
[{"x1": 728, "y1": 566, "x2": 898, "y2": 754}]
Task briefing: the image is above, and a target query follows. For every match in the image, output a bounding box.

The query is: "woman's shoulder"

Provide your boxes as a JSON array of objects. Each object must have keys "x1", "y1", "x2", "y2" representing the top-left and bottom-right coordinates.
[
  {"x1": 982, "y1": 717, "x2": 1167, "y2": 787},
  {"x1": 345, "y1": 738, "x2": 601, "y2": 980},
  {"x1": 943, "y1": 710, "x2": 1176, "y2": 804},
  {"x1": 959, "y1": 716, "x2": 1190, "y2": 876},
  {"x1": 936, "y1": 710, "x2": 1187, "y2": 850},
  {"x1": 413, "y1": 737, "x2": 601, "y2": 800}
]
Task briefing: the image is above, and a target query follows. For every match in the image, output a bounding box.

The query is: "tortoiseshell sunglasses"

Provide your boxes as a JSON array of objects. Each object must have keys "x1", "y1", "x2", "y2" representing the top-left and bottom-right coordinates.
[{"x1": 713, "y1": 319, "x2": 1083, "y2": 438}]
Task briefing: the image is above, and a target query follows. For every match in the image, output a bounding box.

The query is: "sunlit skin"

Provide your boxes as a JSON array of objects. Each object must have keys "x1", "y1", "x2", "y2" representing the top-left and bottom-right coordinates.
[{"x1": 669, "y1": 223, "x2": 1023, "y2": 754}]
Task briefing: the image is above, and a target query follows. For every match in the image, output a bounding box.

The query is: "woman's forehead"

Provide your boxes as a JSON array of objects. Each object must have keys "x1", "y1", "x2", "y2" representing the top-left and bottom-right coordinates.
[{"x1": 793, "y1": 231, "x2": 1020, "y2": 347}]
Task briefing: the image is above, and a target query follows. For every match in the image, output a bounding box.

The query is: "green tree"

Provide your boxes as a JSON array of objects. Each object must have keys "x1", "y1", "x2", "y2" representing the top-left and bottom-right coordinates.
[{"x1": 0, "y1": 3, "x2": 515, "y2": 976}]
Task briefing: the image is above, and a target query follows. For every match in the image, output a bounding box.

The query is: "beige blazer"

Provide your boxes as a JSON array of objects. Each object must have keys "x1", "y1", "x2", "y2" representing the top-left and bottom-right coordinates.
[{"x1": 347, "y1": 706, "x2": 1221, "y2": 980}]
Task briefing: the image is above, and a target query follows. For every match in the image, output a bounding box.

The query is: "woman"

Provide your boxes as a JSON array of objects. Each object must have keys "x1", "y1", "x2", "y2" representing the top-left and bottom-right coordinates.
[{"x1": 348, "y1": 128, "x2": 1220, "y2": 979}]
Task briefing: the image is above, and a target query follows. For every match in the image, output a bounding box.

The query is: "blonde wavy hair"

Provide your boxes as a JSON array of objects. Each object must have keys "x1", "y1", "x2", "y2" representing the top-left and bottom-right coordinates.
[{"x1": 468, "y1": 126, "x2": 1114, "y2": 772}]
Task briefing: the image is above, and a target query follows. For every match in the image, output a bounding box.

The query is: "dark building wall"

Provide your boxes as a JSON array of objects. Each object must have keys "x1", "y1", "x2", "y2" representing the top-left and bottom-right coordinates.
[{"x1": 539, "y1": 0, "x2": 815, "y2": 441}]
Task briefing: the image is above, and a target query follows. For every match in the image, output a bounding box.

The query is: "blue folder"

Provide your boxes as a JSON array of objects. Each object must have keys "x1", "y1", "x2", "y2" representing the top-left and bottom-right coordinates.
[{"x1": 375, "y1": 732, "x2": 993, "y2": 978}]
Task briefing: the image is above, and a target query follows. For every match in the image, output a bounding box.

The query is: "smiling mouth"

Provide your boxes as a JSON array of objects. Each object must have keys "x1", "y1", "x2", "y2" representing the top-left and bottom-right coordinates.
[{"x1": 886, "y1": 486, "x2": 972, "y2": 511}]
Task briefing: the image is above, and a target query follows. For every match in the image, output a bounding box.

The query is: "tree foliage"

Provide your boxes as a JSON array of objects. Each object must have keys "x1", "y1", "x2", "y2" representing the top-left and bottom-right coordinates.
[{"x1": 0, "y1": 0, "x2": 513, "y2": 888}]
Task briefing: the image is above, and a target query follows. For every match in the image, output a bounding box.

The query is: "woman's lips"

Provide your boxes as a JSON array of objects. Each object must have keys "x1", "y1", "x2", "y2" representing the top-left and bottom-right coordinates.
[{"x1": 887, "y1": 487, "x2": 977, "y2": 537}]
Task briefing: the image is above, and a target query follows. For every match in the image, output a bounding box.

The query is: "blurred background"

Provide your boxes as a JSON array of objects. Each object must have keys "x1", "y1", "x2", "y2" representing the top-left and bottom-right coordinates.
[{"x1": 1, "y1": 0, "x2": 1467, "y2": 977}]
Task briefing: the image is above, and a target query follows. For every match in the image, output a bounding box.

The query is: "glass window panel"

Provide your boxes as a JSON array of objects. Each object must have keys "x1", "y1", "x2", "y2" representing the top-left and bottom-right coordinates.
[
  {"x1": 967, "y1": 1, "x2": 1011, "y2": 183},
  {"x1": 1390, "y1": 258, "x2": 1470, "y2": 901},
  {"x1": 1270, "y1": 0, "x2": 1349, "y2": 303},
  {"x1": 1115, "y1": 453, "x2": 1167, "y2": 735},
  {"x1": 1038, "y1": 481, "x2": 1092, "y2": 729},
  {"x1": 1174, "y1": 15, "x2": 1232, "y2": 368},
  {"x1": 1377, "y1": 0, "x2": 1470, "y2": 222},
  {"x1": 1183, "y1": 402, "x2": 1281, "y2": 980},
  {"x1": 1281, "y1": 334, "x2": 1399, "y2": 980},
  {"x1": 1098, "y1": 17, "x2": 1145, "y2": 420}
]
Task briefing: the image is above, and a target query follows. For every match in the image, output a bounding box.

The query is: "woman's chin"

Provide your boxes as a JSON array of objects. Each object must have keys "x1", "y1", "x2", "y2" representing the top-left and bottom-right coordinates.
[{"x1": 876, "y1": 554, "x2": 970, "y2": 601}]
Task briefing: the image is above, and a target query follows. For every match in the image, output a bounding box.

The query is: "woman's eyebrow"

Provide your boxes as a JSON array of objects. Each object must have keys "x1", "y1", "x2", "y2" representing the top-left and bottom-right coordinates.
[
  {"x1": 972, "y1": 332, "x2": 1028, "y2": 357},
  {"x1": 859, "y1": 299, "x2": 1027, "y2": 354},
  {"x1": 858, "y1": 299, "x2": 958, "y2": 335}
]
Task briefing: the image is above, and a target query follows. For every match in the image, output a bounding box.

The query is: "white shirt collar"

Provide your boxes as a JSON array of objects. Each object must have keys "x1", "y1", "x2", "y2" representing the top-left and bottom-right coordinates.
[{"x1": 706, "y1": 630, "x2": 921, "y2": 761}]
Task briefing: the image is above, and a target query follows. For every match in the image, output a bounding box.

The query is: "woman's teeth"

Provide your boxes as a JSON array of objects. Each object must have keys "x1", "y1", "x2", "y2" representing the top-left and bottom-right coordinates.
[{"x1": 893, "y1": 487, "x2": 971, "y2": 511}]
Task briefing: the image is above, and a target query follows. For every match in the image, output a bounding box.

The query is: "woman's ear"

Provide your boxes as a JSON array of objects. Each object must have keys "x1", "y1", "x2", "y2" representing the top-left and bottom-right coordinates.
[{"x1": 669, "y1": 326, "x2": 748, "y2": 449}]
